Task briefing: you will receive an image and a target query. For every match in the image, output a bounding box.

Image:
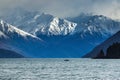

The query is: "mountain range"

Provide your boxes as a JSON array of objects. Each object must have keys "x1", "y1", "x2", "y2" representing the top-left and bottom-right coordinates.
[
  {"x1": 0, "y1": 20, "x2": 45, "y2": 58},
  {"x1": 1, "y1": 8, "x2": 120, "y2": 58}
]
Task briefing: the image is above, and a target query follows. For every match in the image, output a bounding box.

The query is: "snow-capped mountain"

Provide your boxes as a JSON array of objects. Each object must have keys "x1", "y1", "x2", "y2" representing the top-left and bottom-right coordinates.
[
  {"x1": 34, "y1": 13, "x2": 77, "y2": 36},
  {"x1": 0, "y1": 20, "x2": 40, "y2": 39},
  {"x1": 84, "y1": 31, "x2": 120, "y2": 58},
  {"x1": 2, "y1": 9, "x2": 120, "y2": 40},
  {"x1": 67, "y1": 13, "x2": 120, "y2": 39},
  {"x1": 0, "y1": 20, "x2": 45, "y2": 58},
  {"x1": 0, "y1": 20, "x2": 84, "y2": 58},
  {"x1": 1, "y1": 8, "x2": 77, "y2": 36},
  {"x1": 2, "y1": 8, "x2": 120, "y2": 57}
]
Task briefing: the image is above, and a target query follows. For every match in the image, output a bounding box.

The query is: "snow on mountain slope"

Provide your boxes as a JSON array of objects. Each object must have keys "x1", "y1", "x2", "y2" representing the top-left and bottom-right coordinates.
[
  {"x1": 3, "y1": 8, "x2": 120, "y2": 38},
  {"x1": 67, "y1": 14, "x2": 120, "y2": 56},
  {"x1": 2, "y1": 9, "x2": 120, "y2": 40},
  {"x1": 0, "y1": 20, "x2": 41, "y2": 39},
  {"x1": 65, "y1": 14, "x2": 120, "y2": 53},
  {"x1": 32, "y1": 13, "x2": 77, "y2": 36},
  {"x1": 0, "y1": 20, "x2": 83, "y2": 58},
  {"x1": 1, "y1": 8, "x2": 77, "y2": 36},
  {"x1": 0, "y1": 20, "x2": 45, "y2": 57},
  {"x1": 84, "y1": 31, "x2": 120, "y2": 58},
  {"x1": 67, "y1": 14, "x2": 120, "y2": 39}
]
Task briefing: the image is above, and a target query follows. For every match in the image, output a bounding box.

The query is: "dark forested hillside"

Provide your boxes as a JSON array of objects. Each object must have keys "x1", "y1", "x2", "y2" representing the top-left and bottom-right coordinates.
[{"x1": 94, "y1": 43, "x2": 120, "y2": 59}]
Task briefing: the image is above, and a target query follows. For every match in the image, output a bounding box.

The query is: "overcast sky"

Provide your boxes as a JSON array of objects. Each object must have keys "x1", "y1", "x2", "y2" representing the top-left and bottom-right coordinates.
[{"x1": 0, "y1": 0, "x2": 120, "y2": 19}]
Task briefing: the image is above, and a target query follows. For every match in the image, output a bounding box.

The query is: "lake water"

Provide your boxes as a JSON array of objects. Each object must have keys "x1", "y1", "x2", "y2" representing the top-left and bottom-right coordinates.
[{"x1": 0, "y1": 58, "x2": 120, "y2": 80}]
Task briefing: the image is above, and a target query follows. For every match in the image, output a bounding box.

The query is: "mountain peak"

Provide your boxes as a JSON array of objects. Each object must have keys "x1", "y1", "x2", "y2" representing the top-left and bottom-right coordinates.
[
  {"x1": 1, "y1": 10, "x2": 77, "y2": 36},
  {"x1": 0, "y1": 19, "x2": 45, "y2": 57},
  {"x1": 32, "y1": 13, "x2": 77, "y2": 36},
  {"x1": 0, "y1": 20, "x2": 41, "y2": 40}
]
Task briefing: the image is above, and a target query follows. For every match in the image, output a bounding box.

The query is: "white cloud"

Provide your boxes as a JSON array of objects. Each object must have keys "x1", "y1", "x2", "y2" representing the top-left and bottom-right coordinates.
[{"x1": 0, "y1": 0, "x2": 120, "y2": 19}]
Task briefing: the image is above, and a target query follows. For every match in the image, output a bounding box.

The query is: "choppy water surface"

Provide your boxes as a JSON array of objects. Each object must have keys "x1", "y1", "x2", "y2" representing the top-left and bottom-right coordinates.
[{"x1": 0, "y1": 58, "x2": 120, "y2": 80}]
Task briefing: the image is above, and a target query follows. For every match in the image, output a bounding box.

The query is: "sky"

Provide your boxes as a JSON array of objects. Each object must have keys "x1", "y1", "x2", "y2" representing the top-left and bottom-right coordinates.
[{"x1": 0, "y1": 0, "x2": 120, "y2": 19}]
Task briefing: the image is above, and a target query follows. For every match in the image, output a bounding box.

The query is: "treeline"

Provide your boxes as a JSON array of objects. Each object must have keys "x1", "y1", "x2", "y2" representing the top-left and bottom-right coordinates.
[{"x1": 94, "y1": 42, "x2": 120, "y2": 59}]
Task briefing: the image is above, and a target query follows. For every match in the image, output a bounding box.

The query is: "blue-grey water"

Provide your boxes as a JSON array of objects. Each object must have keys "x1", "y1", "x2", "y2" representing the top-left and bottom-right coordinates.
[{"x1": 0, "y1": 58, "x2": 120, "y2": 80}]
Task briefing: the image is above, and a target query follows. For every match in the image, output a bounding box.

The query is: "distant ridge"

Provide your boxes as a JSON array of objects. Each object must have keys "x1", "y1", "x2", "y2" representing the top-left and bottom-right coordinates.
[{"x1": 84, "y1": 31, "x2": 120, "y2": 58}]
